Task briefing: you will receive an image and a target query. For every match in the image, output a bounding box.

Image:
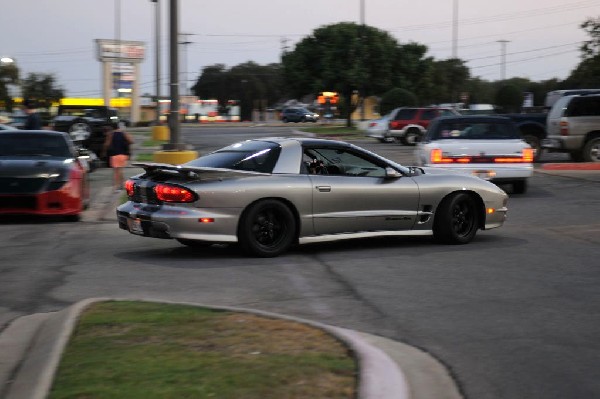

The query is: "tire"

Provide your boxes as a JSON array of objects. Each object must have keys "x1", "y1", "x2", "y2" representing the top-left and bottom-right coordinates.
[
  {"x1": 512, "y1": 180, "x2": 528, "y2": 194},
  {"x1": 177, "y1": 238, "x2": 212, "y2": 248},
  {"x1": 238, "y1": 199, "x2": 296, "y2": 257},
  {"x1": 522, "y1": 134, "x2": 542, "y2": 162},
  {"x1": 401, "y1": 128, "x2": 421, "y2": 146},
  {"x1": 68, "y1": 120, "x2": 92, "y2": 142},
  {"x1": 582, "y1": 137, "x2": 600, "y2": 162},
  {"x1": 433, "y1": 193, "x2": 479, "y2": 244}
]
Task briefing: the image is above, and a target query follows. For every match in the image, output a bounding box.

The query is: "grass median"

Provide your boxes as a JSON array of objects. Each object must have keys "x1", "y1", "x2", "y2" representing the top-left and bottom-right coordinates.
[{"x1": 48, "y1": 301, "x2": 357, "y2": 399}]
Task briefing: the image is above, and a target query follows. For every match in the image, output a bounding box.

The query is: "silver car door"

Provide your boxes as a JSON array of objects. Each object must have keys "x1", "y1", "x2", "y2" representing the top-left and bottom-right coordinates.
[{"x1": 304, "y1": 147, "x2": 420, "y2": 235}]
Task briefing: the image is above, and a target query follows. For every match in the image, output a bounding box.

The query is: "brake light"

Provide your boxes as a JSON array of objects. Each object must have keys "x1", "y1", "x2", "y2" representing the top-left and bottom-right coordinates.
[
  {"x1": 522, "y1": 148, "x2": 534, "y2": 163},
  {"x1": 125, "y1": 179, "x2": 135, "y2": 197},
  {"x1": 560, "y1": 120, "x2": 569, "y2": 136},
  {"x1": 154, "y1": 184, "x2": 196, "y2": 203},
  {"x1": 430, "y1": 149, "x2": 453, "y2": 163}
]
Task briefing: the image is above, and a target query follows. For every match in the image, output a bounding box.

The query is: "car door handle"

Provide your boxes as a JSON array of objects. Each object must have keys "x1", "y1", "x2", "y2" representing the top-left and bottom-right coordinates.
[{"x1": 316, "y1": 185, "x2": 331, "y2": 192}]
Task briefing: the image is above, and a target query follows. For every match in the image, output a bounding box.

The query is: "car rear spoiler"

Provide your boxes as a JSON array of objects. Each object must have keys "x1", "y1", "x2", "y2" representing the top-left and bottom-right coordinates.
[{"x1": 131, "y1": 162, "x2": 270, "y2": 179}]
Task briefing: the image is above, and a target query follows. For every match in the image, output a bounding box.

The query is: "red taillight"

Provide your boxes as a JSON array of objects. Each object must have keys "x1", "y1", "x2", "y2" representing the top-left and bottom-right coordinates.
[
  {"x1": 154, "y1": 184, "x2": 196, "y2": 203},
  {"x1": 560, "y1": 120, "x2": 569, "y2": 136},
  {"x1": 430, "y1": 149, "x2": 453, "y2": 163},
  {"x1": 125, "y1": 179, "x2": 135, "y2": 197},
  {"x1": 522, "y1": 148, "x2": 534, "y2": 163}
]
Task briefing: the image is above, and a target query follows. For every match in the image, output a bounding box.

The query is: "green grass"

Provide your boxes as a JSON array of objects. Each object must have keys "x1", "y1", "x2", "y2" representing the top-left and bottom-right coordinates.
[
  {"x1": 48, "y1": 301, "x2": 357, "y2": 399},
  {"x1": 134, "y1": 153, "x2": 154, "y2": 162},
  {"x1": 300, "y1": 125, "x2": 365, "y2": 140}
]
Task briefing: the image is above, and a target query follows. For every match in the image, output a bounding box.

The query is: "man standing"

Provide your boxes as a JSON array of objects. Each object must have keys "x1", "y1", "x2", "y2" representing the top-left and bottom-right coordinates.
[{"x1": 23, "y1": 100, "x2": 42, "y2": 130}]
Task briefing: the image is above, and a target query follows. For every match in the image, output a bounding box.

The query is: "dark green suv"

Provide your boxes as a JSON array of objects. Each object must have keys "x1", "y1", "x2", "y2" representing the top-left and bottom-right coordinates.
[{"x1": 281, "y1": 108, "x2": 319, "y2": 123}]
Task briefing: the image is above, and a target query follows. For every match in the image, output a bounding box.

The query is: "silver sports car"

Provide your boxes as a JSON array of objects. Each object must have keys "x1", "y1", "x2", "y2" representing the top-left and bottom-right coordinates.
[{"x1": 117, "y1": 137, "x2": 508, "y2": 257}]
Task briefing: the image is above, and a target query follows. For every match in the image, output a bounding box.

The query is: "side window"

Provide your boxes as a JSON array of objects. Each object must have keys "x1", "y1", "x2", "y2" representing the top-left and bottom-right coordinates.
[
  {"x1": 395, "y1": 109, "x2": 417, "y2": 121},
  {"x1": 303, "y1": 147, "x2": 386, "y2": 177},
  {"x1": 421, "y1": 109, "x2": 437, "y2": 120}
]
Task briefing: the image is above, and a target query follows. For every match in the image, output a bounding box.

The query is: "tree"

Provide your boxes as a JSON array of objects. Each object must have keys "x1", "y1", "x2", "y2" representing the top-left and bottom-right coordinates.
[
  {"x1": 21, "y1": 73, "x2": 64, "y2": 109},
  {"x1": 379, "y1": 88, "x2": 418, "y2": 115},
  {"x1": 283, "y1": 22, "x2": 427, "y2": 126},
  {"x1": 494, "y1": 84, "x2": 523, "y2": 113},
  {"x1": 0, "y1": 62, "x2": 19, "y2": 112},
  {"x1": 580, "y1": 17, "x2": 600, "y2": 59},
  {"x1": 191, "y1": 62, "x2": 284, "y2": 121}
]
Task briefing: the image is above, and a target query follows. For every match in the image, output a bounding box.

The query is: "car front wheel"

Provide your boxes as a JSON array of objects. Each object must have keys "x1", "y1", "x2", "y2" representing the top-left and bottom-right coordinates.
[
  {"x1": 434, "y1": 192, "x2": 479, "y2": 244},
  {"x1": 238, "y1": 200, "x2": 296, "y2": 257}
]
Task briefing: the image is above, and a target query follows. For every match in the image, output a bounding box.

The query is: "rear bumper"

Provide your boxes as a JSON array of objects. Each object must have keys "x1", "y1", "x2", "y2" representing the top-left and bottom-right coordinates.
[
  {"x1": 423, "y1": 164, "x2": 533, "y2": 181},
  {"x1": 116, "y1": 201, "x2": 239, "y2": 242}
]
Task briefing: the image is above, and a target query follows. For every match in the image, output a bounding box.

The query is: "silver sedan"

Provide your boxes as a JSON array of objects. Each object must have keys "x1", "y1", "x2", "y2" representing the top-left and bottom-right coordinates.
[{"x1": 117, "y1": 137, "x2": 508, "y2": 257}]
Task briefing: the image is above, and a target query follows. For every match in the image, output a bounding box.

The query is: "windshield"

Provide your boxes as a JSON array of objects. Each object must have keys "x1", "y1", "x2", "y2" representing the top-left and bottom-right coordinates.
[
  {"x1": 431, "y1": 121, "x2": 519, "y2": 140},
  {"x1": 0, "y1": 133, "x2": 72, "y2": 157},
  {"x1": 185, "y1": 140, "x2": 281, "y2": 173}
]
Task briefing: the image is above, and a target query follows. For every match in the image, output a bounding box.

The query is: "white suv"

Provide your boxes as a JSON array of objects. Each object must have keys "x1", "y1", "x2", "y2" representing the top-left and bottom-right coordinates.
[{"x1": 542, "y1": 94, "x2": 600, "y2": 162}]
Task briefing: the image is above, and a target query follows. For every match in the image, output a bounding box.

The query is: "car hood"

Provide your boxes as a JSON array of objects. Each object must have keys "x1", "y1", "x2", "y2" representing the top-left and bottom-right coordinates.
[
  {"x1": 0, "y1": 157, "x2": 72, "y2": 178},
  {"x1": 422, "y1": 139, "x2": 529, "y2": 155}
]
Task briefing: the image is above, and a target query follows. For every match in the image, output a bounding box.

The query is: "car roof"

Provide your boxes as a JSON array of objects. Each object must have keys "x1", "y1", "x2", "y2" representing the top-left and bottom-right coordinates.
[
  {"x1": 433, "y1": 115, "x2": 513, "y2": 123},
  {"x1": 0, "y1": 129, "x2": 71, "y2": 138}
]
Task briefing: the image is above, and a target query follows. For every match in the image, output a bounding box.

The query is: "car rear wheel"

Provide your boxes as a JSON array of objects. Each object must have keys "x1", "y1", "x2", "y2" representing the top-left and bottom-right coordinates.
[
  {"x1": 582, "y1": 137, "x2": 600, "y2": 162},
  {"x1": 238, "y1": 199, "x2": 296, "y2": 257},
  {"x1": 434, "y1": 192, "x2": 479, "y2": 244},
  {"x1": 68, "y1": 120, "x2": 92, "y2": 142},
  {"x1": 401, "y1": 128, "x2": 421, "y2": 146},
  {"x1": 512, "y1": 180, "x2": 528, "y2": 194}
]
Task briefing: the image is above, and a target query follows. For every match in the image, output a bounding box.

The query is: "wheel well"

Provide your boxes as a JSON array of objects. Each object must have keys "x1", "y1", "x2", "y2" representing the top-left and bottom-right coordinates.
[
  {"x1": 436, "y1": 190, "x2": 486, "y2": 230},
  {"x1": 237, "y1": 197, "x2": 301, "y2": 243},
  {"x1": 518, "y1": 123, "x2": 545, "y2": 138},
  {"x1": 583, "y1": 131, "x2": 600, "y2": 145}
]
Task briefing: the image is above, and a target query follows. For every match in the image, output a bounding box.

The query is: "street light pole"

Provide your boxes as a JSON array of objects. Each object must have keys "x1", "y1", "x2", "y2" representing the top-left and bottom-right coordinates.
[
  {"x1": 452, "y1": 0, "x2": 458, "y2": 58},
  {"x1": 359, "y1": 0, "x2": 365, "y2": 121},
  {"x1": 167, "y1": 0, "x2": 181, "y2": 149},
  {"x1": 498, "y1": 40, "x2": 510, "y2": 81}
]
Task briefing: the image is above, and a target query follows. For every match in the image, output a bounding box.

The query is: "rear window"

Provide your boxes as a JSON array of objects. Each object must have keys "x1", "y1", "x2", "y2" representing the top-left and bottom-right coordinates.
[
  {"x1": 0, "y1": 133, "x2": 72, "y2": 157},
  {"x1": 430, "y1": 121, "x2": 520, "y2": 140},
  {"x1": 185, "y1": 140, "x2": 281, "y2": 173},
  {"x1": 567, "y1": 96, "x2": 600, "y2": 117}
]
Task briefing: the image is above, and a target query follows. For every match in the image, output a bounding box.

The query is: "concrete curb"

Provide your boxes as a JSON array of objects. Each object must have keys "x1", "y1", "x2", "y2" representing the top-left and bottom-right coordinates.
[{"x1": 0, "y1": 298, "x2": 462, "y2": 399}]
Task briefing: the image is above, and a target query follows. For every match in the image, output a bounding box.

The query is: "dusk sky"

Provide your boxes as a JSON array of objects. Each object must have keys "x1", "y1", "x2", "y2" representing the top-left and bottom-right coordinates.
[{"x1": 1, "y1": 0, "x2": 598, "y2": 98}]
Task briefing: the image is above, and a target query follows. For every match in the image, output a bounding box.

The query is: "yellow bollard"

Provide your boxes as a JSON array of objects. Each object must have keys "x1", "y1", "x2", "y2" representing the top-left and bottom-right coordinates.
[
  {"x1": 152, "y1": 125, "x2": 170, "y2": 141},
  {"x1": 152, "y1": 150, "x2": 199, "y2": 165}
]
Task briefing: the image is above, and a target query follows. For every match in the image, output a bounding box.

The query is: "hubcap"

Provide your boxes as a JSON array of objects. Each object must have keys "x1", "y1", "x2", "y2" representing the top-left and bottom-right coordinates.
[
  {"x1": 252, "y1": 211, "x2": 284, "y2": 247},
  {"x1": 452, "y1": 201, "x2": 473, "y2": 236}
]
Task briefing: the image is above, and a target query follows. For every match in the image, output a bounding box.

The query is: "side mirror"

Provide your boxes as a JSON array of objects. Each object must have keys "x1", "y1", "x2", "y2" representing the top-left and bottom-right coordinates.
[{"x1": 385, "y1": 167, "x2": 403, "y2": 179}]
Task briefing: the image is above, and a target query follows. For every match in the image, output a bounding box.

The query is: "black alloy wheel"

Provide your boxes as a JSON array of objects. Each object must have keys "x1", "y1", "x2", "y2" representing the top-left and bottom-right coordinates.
[
  {"x1": 433, "y1": 192, "x2": 479, "y2": 244},
  {"x1": 238, "y1": 200, "x2": 296, "y2": 257}
]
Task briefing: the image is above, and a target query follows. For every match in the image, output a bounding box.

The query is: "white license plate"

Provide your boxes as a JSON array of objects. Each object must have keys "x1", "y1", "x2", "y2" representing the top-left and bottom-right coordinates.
[{"x1": 128, "y1": 218, "x2": 144, "y2": 235}]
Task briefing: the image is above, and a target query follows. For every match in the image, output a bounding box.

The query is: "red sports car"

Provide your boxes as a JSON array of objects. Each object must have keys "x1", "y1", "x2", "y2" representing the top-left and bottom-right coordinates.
[{"x1": 0, "y1": 130, "x2": 89, "y2": 220}]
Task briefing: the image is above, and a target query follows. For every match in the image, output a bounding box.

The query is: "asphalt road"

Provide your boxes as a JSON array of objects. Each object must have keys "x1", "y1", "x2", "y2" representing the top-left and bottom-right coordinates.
[{"x1": 1, "y1": 125, "x2": 599, "y2": 399}]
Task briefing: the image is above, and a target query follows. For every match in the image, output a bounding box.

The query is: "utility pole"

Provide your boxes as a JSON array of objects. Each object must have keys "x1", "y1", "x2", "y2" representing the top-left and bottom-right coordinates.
[
  {"x1": 498, "y1": 40, "x2": 510, "y2": 81},
  {"x1": 179, "y1": 33, "x2": 193, "y2": 96},
  {"x1": 359, "y1": 0, "x2": 366, "y2": 121},
  {"x1": 452, "y1": 0, "x2": 458, "y2": 58},
  {"x1": 150, "y1": 0, "x2": 161, "y2": 125},
  {"x1": 167, "y1": 0, "x2": 180, "y2": 149}
]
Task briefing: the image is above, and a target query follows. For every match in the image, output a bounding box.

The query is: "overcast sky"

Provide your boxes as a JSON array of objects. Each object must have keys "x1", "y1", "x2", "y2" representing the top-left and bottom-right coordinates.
[{"x1": 1, "y1": 0, "x2": 598, "y2": 98}]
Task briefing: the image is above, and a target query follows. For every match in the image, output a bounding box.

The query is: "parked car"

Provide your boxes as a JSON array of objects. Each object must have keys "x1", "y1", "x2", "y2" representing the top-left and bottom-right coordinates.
[
  {"x1": 364, "y1": 113, "x2": 394, "y2": 142},
  {"x1": 50, "y1": 104, "x2": 120, "y2": 157},
  {"x1": 281, "y1": 108, "x2": 319, "y2": 123},
  {"x1": 388, "y1": 107, "x2": 460, "y2": 145},
  {"x1": 542, "y1": 94, "x2": 600, "y2": 162},
  {"x1": 0, "y1": 130, "x2": 90, "y2": 220},
  {"x1": 117, "y1": 137, "x2": 508, "y2": 257},
  {"x1": 415, "y1": 116, "x2": 534, "y2": 194}
]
